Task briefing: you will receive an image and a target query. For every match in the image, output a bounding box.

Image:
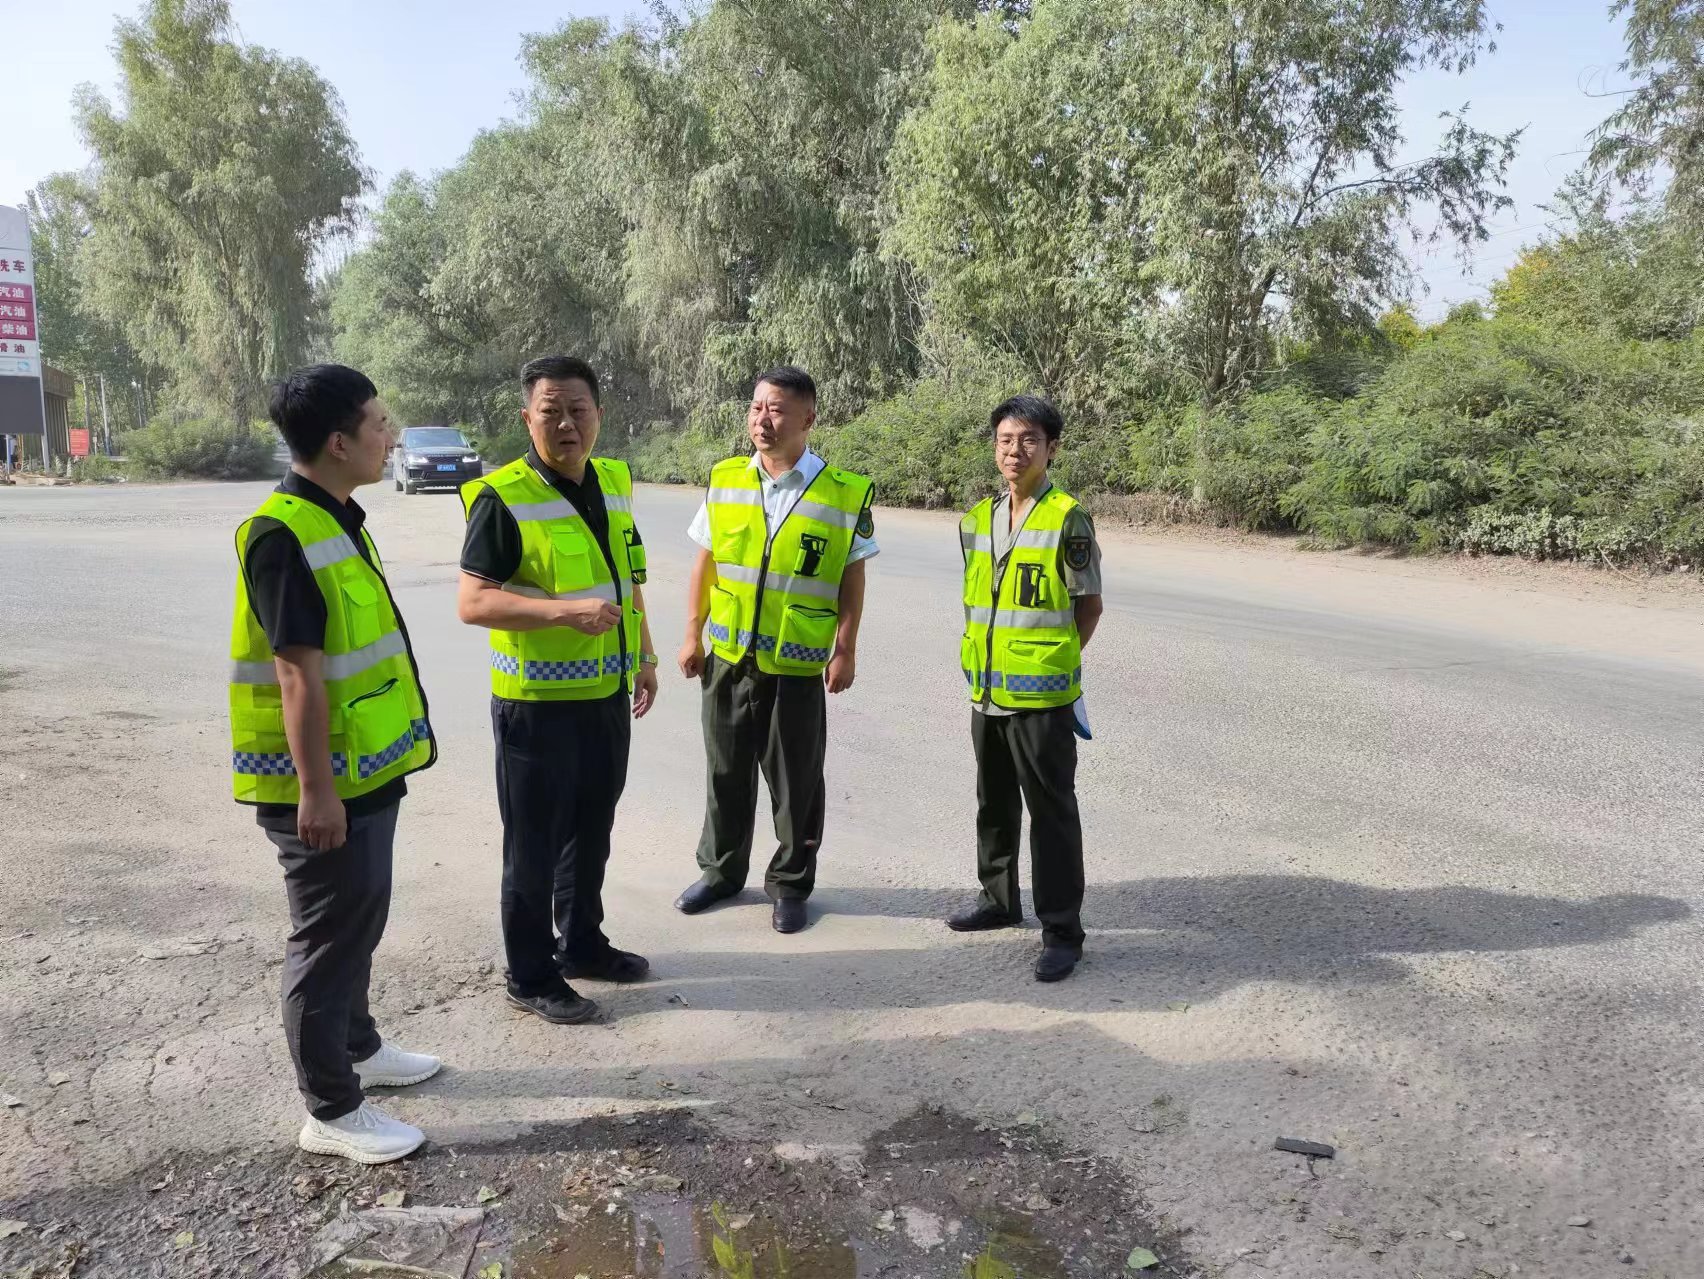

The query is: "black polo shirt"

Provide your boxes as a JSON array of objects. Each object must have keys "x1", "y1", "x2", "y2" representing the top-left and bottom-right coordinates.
[
  {"x1": 460, "y1": 448, "x2": 644, "y2": 708},
  {"x1": 240, "y1": 471, "x2": 416, "y2": 829}
]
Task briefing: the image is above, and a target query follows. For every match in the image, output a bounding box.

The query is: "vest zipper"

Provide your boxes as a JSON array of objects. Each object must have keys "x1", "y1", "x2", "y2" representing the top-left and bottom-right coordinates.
[
  {"x1": 747, "y1": 464, "x2": 835, "y2": 667},
  {"x1": 538, "y1": 458, "x2": 629, "y2": 691},
  {"x1": 987, "y1": 490, "x2": 1046, "y2": 699}
]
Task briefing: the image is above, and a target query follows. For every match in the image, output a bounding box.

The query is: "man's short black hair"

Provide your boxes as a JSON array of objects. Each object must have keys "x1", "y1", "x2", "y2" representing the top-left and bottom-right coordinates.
[
  {"x1": 521, "y1": 355, "x2": 601, "y2": 406},
  {"x1": 269, "y1": 364, "x2": 378, "y2": 462},
  {"x1": 753, "y1": 365, "x2": 817, "y2": 405},
  {"x1": 989, "y1": 394, "x2": 1063, "y2": 443}
]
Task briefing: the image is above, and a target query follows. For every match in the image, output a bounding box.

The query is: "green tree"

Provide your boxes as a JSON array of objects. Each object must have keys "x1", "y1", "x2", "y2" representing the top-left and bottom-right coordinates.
[
  {"x1": 1377, "y1": 303, "x2": 1425, "y2": 352},
  {"x1": 602, "y1": 0, "x2": 968, "y2": 419},
  {"x1": 74, "y1": 0, "x2": 364, "y2": 427},
  {"x1": 27, "y1": 173, "x2": 159, "y2": 436},
  {"x1": 1590, "y1": 0, "x2": 1704, "y2": 230},
  {"x1": 887, "y1": 5, "x2": 1158, "y2": 408},
  {"x1": 1491, "y1": 178, "x2": 1701, "y2": 341},
  {"x1": 893, "y1": 0, "x2": 1518, "y2": 497}
]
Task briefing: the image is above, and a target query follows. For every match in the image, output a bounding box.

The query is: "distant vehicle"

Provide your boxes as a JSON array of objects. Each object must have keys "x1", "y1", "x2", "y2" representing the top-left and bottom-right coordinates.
[{"x1": 392, "y1": 426, "x2": 481, "y2": 494}]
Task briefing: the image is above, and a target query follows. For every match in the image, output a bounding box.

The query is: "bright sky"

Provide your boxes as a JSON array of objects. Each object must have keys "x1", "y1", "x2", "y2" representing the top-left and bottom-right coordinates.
[{"x1": 9, "y1": 0, "x2": 1630, "y2": 319}]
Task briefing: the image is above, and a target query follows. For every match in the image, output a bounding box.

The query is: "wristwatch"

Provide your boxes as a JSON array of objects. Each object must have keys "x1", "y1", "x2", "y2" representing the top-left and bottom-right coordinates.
[{"x1": 639, "y1": 652, "x2": 660, "y2": 667}]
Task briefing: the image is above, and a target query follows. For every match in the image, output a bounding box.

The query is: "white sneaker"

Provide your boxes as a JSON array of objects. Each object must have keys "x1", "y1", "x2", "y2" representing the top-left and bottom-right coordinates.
[
  {"x1": 354, "y1": 1042, "x2": 442, "y2": 1088},
  {"x1": 298, "y1": 1101, "x2": 424, "y2": 1165}
]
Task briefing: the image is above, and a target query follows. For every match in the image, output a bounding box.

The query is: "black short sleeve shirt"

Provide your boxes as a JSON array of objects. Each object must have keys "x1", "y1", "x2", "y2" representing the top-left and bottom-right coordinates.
[{"x1": 459, "y1": 449, "x2": 643, "y2": 586}]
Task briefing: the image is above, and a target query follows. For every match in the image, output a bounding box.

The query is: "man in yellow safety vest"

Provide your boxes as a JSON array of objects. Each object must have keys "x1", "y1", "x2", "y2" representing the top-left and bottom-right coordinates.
[
  {"x1": 231, "y1": 364, "x2": 441, "y2": 1164},
  {"x1": 948, "y1": 395, "x2": 1103, "y2": 982},
  {"x1": 458, "y1": 355, "x2": 660, "y2": 1027},
  {"x1": 674, "y1": 366, "x2": 876, "y2": 934}
]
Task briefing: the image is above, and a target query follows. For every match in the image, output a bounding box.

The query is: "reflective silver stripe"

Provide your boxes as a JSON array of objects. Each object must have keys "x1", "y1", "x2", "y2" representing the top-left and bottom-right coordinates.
[
  {"x1": 713, "y1": 561, "x2": 836, "y2": 601},
  {"x1": 230, "y1": 658, "x2": 278, "y2": 685},
  {"x1": 964, "y1": 606, "x2": 1073, "y2": 630},
  {"x1": 1013, "y1": 528, "x2": 1059, "y2": 550},
  {"x1": 766, "y1": 571, "x2": 837, "y2": 601},
  {"x1": 603, "y1": 494, "x2": 633, "y2": 514},
  {"x1": 326, "y1": 630, "x2": 409, "y2": 679},
  {"x1": 501, "y1": 581, "x2": 619, "y2": 604},
  {"x1": 961, "y1": 532, "x2": 992, "y2": 555},
  {"x1": 507, "y1": 498, "x2": 577, "y2": 522},
  {"x1": 302, "y1": 533, "x2": 360, "y2": 571},
  {"x1": 231, "y1": 630, "x2": 408, "y2": 687},
  {"x1": 706, "y1": 487, "x2": 764, "y2": 508},
  {"x1": 715, "y1": 562, "x2": 762, "y2": 587},
  {"x1": 791, "y1": 499, "x2": 857, "y2": 529},
  {"x1": 996, "y1": 608, "x2": 1074, "y2": 630}
]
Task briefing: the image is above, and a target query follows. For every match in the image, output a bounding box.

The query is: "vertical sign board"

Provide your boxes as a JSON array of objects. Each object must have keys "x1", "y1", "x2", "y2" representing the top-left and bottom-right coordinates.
[{"x1": 0, "y1": 204, "x2": 46, "y2": 442}]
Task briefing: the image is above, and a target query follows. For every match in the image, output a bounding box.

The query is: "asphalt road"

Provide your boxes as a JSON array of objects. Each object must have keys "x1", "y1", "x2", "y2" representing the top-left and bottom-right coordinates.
[{"x1": 2, "y1": 476, "x2": 1702, "y2": 1276}]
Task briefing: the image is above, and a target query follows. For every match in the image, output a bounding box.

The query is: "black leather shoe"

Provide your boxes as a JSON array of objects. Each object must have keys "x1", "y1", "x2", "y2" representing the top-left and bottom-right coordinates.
[
  {"x1": 504, "y1": 987, "x2": 599, "y2": 1024},
  {"x1": 560, "y1": 949, "x2": 650, "y2": 983},
  {"x1": 1034, "y1": 945, "x2": 1082, "y2": 983},
  {"x1": 772, "y1": 897, "x2": 808, "y2": 934},
  {"x1": 947, "y1": 904, "x2": 1020, "y2": 932},
  {"x1": 674, "y1": 878, "x2": 740, "y2": 915}
]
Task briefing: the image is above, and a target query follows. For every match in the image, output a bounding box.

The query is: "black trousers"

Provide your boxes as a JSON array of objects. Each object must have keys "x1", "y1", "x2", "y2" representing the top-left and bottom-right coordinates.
[
  {"x1": 694, "y1": 654, "x2": 827, "y2": 900},
  {"x1": 972, "y1": 706, "x2": 1086, "y2": 947},
  {"x1": 267, "y1": 802, "x2": 398, "y2": 1121},
  {"x1": 493, "y1": 693, "x2": 631, "y2": 996}
]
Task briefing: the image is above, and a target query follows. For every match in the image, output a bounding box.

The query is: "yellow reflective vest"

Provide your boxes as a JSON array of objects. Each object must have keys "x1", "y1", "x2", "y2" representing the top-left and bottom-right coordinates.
[
  {"x1": 229, "y1": 493, "x2": 434, "y2": 805},
  {"x1": 960, "y1": 487, "x2": 1084, "y2": 709},
  {"x1": 461, "y1": 456, "x2": 645, "y2": 701},
  {"x1": 703, "y1": 456, "x2": 873, "y2": 677}
]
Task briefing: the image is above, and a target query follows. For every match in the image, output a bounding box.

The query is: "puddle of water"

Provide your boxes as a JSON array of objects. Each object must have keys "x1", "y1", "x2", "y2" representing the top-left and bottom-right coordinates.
[
  {"x1": 510, "y1": 1194, "x2": 1067, "y2": 1279},
  {"x1": 512, "y1": 1193, "x2": 858, "y2": 1279}
]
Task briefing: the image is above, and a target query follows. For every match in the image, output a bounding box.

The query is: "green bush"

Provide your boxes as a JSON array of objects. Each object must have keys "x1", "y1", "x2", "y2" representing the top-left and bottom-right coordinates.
[
  {"x1": 70, "y1": 453, "x2": 135, "y2": 483},
  {"x1": 470, "y1": 422, "x2": 530, "y2": 466},
  {"x1": 628, "y1": 402, "x2": 750, "y2": 486},
  {"x1": 122, "y1": 418, "x2": 280, "y2": 480},
  {"x1": 815, "y1": 376, "x2": 1006, "y2": 509},
  {"x1": 1280, "y1": 321, "x2": 1704, "y2": 561}
]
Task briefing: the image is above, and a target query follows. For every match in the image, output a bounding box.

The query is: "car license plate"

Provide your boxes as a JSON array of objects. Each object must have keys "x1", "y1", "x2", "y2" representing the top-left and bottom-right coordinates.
[{"x1": 436, "y1": 464, "x2": 458, "y2": 472}]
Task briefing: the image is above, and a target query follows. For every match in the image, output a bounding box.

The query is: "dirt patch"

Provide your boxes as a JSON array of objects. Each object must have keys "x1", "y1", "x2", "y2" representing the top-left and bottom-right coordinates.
[{"x1": 0, "y1": 1109, "x2": 1191, "y2": 1279}]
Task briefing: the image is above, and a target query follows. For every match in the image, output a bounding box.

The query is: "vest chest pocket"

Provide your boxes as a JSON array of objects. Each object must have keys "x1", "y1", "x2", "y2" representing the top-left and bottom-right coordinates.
[
  {"x1": 711, "y1": 519, "x2": 749, "y2": 566},
  {"x1": 340, "y1": 576, "x2": 383, "y2": 651},
  {"x1": 549, "y1": 529, "x2": 594, "y2": 593},
  {"x1": 343, "y1": 678, "x2": 413, "y2": 782}
]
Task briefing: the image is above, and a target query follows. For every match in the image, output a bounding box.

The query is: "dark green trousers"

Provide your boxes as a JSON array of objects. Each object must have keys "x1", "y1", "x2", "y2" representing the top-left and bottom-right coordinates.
[
  {"x1": 972, "y1": 705, "x2": 1086, "y2": 947},
  {"x1": 695, "y1": 654, "x2": 827, "y2": 900}
]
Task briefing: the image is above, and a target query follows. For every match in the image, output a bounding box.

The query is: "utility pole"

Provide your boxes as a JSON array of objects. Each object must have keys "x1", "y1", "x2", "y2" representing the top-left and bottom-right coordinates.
[{"x1": 99, "y1": 376, "x2": 112, "y2": 455}]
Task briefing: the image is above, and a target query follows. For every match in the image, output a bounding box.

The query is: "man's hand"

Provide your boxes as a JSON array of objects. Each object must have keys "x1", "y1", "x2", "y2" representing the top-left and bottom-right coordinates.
[
  {"x1": 298, "y1": 785, "x2": 347, "y2": 852},
  {"x1": 633, "y1": 663, "x2": 659, "y2": 718},
  {"x1": 555, "y1": 599, "x2": 621, "y2": 635},
  {"x1": 825, "y1": 648, "x2": 856, "y2": 694},
  {"x1": 678, "y1": 636, "x2": 705, "y2": 679}
]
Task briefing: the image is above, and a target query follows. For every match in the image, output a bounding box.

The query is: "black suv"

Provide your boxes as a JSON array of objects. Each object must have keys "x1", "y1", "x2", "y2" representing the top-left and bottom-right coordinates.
[{"x1": 392, "y1": 426, "x2": 481, "y2": 494}]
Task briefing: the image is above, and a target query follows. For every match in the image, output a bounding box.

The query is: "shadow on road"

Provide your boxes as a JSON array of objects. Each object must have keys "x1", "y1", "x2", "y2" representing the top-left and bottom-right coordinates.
[{"x1": 613, "y1": 874, "x2": 1690, "y2": 1015}]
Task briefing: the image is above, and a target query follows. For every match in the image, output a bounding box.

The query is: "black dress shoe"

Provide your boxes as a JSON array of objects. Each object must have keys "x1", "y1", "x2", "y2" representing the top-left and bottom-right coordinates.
[
  {"x1": 772, "y1": 897, "x2": 808, "y2": 934},
  {"x1": 674, "y1": 878, "x2": 740, "y2": 915},
  {"x1": 560, "y1": 949, "x2": 651, "y2": 983},
  {"x1": 504, "y1": 987, "x2": 599, "y2": 1024},
  {"x1": 946, "y1": 904, "x2": 1020, "y2": 932},
  {"x1": 1034, "y1": 944, "x2": 1082, "y2": 983}
]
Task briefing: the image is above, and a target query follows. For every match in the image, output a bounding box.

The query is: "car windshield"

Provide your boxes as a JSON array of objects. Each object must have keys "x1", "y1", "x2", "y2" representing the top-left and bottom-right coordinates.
[{"x1": 403, "y1": 428, "x2": 467, "y2": 449}]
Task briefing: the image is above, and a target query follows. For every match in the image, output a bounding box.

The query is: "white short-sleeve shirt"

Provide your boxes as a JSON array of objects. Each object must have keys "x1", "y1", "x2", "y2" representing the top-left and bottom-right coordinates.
[{"x1": 687, "y1": 448, "x2": 879, "y2": 563}]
